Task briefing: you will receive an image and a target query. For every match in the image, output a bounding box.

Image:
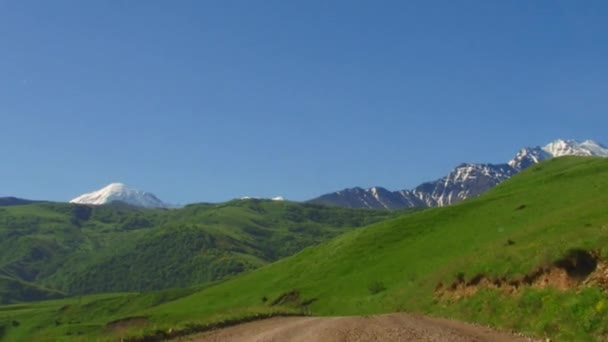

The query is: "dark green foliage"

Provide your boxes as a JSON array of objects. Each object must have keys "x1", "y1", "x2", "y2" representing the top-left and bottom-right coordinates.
[
  {"x1": 0, "y1": 199, "x2": 395, "y2": 301},
  {"x1": 0, "y1": 275, "x2": 64, "y2": 304},
  {"x1": 66, "y1": 226, "x2": 258, "y2": 293},
  {"x1": 70, "y1": 205, "x2": 92, "y2": 224},
  {"x1": 367, "y1": 281, "x2": 386, "y2": 294}
]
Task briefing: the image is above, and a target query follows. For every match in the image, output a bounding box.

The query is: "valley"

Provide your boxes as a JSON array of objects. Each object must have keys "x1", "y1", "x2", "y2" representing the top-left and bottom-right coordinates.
[{"x1": 1, "y1": 156, "x2": 608, "y2": 341}]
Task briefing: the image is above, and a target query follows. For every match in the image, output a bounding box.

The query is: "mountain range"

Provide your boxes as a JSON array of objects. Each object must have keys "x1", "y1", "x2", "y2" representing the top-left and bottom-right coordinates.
[
  {"x1": 11, "y1": 139, "x2": 606, "y2": 210},
  {"x1": 309, "y1": 139, "x2": 608, "y2": 209},
  {"x1": 68, "y1": 184, "x2": 287, "y2": 208},
  {"x1": 2, "y1": 152, "x2": 608, "y2": 341},
  {"x1": 4, "y1": 156, "x2": 607, "y2": 341}
]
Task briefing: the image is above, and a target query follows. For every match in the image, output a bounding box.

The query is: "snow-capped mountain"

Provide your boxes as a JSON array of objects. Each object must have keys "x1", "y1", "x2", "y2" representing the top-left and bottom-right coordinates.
[
  {"x1": 542, "y1": 139, "x2": 608, "y2": 158},
  {"x1": 310, "y1": 139, "x2": 607, "y2": 209},
  {"x1": 311, "y1": 186, "x2": 418, "y2": 209},
  {"x1": 70, "y1": 183, "x2": 167, "y2": 208},
  {"x1": 404, "y1": 163, "x2": 516, "y2": 207},
  {"x1": 312, "y1": 164, "x2": 516, "y2": 209},
  {"x1": 507, "y1": 147, "x2": 551, "y2": 171},
  {"x1": 509, "y1": 139, "x2": 608, "y2": 170},
  {"x1": 240, "y1": 196, "x2": 286, "y2": 201}
]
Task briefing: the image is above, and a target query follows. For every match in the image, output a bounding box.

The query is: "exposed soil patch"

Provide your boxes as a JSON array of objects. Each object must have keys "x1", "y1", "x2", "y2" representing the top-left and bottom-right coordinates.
[
  {"x1": 270, "y1": 290, "x2": 317, "y2": 311},
  {"x1": 584, "y1": 261, "x2": 608, "y2": 288},
  {"x1": 271, "y1": 290, "x2": 301, "y2": 306},
  {"x1": 437, "y1": 249, "x2": 607, "y2": 299}
]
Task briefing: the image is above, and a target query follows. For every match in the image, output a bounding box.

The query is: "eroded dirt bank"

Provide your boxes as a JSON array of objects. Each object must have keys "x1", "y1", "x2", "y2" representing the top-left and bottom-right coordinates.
[
  {"x1": 182, "y1": 313, "x2": 537, "y2": 342},
  {"x1": 436, "y1": 249, "x2": 608, "y2": 299}
]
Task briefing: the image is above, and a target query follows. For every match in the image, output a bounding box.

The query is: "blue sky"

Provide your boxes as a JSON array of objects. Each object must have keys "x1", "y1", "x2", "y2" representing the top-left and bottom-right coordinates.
[{"x1": 1, "y1": 1, "x2": 607, "y2": 204}]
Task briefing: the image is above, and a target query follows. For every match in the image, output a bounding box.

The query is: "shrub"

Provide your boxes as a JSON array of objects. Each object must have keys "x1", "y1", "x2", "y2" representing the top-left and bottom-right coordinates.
[{"x1": 368, "y1": 281, "x2": 386, "y2": 294}]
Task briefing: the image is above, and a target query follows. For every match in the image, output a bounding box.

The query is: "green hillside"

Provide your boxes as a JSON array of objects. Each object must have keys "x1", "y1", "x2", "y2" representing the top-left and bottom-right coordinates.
[
  {"x1": 0, "y1": 199, "x2": 394, "y2": 300},
  {"x1": 2, "y1": 156, "x2": 608, "y2": 341},
  {"x1": 0, "y1": 276, "x2": 64, "y2": 305},
  {"x1": 132, "y1": 157, "x2": 608, "y2": 340}
]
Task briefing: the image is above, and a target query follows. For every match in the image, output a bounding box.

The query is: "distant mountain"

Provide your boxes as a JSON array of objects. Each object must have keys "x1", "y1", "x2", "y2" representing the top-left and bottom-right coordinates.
[
  {"x1": 310, "y1": 139, "x2": 608, "y2": 209},
  {"x1": 70, "y1": 183, "x2": 168, "y2": 208},
  {"x1": 0, "y1": 197, "x2": 40, "y2": 207},
  {"x1": 240, "y1": 196, "x2": 286, "y2": 201}
]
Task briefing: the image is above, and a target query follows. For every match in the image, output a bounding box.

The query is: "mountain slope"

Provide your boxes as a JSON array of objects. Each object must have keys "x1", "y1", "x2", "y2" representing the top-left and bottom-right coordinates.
[
  {"x1": 311, "y1": 139, "x2": 608, "y2": 209},
  {"x1": 140, "y1": 157, "x2": 608, "y2": 340},
  {"x1": 70, "y1": 183, "x2": 167, "y2": 208},
  {"x1": 0, "y1": 199, "x2": 395, "y2": 298}
]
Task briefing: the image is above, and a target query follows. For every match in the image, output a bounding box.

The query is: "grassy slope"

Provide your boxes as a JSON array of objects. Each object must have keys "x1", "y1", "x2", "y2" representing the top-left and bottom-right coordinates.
[
  {"x1": 0, "y1": 200, "x2": 395, "y2": 299},
  {"x1": 2, "y1": 156, "x2": 608, "y2": 341},
  {"x1": 136, "y1": 158, "x2": 608, "y2": 338}
]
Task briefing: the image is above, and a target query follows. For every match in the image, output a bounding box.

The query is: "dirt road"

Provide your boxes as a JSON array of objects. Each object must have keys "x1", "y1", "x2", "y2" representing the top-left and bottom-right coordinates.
[{"x1": 183, "y1": 313, "x2": 535, "y2": 342}]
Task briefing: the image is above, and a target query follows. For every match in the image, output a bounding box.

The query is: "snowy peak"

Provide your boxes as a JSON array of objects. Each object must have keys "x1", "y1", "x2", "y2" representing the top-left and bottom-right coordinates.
[
  {"x1": 509, "y1": 139, "x2": 607, "y2": 170},
  {"x1": 580, "y1": 140, "x2": 608, "y2": 156},
  {"x1": 70, "y1": 183, "x2": 167, "y2": 208},
  {"x1": 410, "y1": 163, "x2": 516, "y2": 207},
  {"x1": 313, "y1": 186, "x2": 410, "y2": 209},
  {"x1": 508, "y1": 147, "x2": 551, "y2": 171},
  {"x1": 240, "y1": 196, "x2": 286, "y2": 201},
  {"x1": 542, "y1": 139, "x2": 608, "y2": 158}
]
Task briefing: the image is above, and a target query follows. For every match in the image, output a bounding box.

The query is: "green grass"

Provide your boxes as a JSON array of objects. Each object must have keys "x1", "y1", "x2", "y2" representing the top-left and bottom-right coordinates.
[{"x1": 2, "y1": 156, "x2": 608, "y2": 341}]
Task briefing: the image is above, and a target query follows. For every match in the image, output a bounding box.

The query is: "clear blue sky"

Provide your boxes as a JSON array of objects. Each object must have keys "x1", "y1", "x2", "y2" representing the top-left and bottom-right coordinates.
[{"x1": 1, "y1": 1, "x2": 607, "y2": 204}]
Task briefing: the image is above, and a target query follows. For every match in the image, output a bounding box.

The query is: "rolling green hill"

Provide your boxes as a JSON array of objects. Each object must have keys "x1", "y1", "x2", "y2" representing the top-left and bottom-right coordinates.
[
  {"x1": 2, "y1": 156, "x2": 608, "y2": 341},
  {"x1": 0, "y1": 199, "x2": 395, "y2": 301}
]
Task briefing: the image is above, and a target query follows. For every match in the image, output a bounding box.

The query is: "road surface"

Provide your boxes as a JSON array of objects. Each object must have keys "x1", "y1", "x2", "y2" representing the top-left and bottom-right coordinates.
[{"x1": 183, "y1": 313, "x2": 536, "y2": 342}]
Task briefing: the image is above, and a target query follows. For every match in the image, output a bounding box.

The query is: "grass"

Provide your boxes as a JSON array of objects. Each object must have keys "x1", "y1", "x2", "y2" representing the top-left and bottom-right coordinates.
[{"x1": 2, "y1": 156, "x2": 608, "y2": 341}]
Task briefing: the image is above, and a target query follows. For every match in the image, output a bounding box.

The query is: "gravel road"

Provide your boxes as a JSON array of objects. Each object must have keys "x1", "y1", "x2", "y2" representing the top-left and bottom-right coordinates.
[{"x1": 183, "y1": 313, "x2": 536, "y2": 342}]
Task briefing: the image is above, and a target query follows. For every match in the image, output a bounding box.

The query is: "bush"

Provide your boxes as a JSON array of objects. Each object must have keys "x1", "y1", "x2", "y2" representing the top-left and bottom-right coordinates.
[{"x1": 368, "y1": 281, "x2": 386, "y2": 294}]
